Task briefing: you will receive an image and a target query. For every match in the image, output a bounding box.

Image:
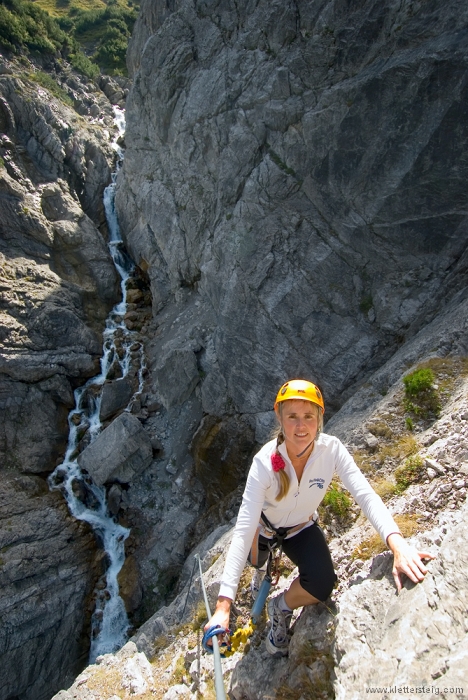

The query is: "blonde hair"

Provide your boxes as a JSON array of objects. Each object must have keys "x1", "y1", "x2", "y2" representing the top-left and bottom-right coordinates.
[{"x1": 272, "y1": 402, "x2": 324, "y2": 501}]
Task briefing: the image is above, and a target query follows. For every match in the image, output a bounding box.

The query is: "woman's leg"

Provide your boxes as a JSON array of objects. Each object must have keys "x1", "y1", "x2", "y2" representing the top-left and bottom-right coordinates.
[
  {"x1": 284, "y1": 576, "x2": 320, "y2": 608},
  {"x1": 265, "y1": 523, "x2": 336, "y2": 656},
  {"x1": 282, "y1": 522, "x2": 336, "y2": 607}
]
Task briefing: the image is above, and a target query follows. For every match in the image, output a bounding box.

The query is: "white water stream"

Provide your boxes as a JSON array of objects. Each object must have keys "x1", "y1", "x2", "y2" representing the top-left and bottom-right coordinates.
[{"x1": 49, "y1": 108, "x2": 145, "y2": 663}]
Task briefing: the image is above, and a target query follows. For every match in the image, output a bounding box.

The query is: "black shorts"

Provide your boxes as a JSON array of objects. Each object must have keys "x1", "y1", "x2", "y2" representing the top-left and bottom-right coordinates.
[{"x1": 249, "y1": 522, "x2": 337, "y2": 602}]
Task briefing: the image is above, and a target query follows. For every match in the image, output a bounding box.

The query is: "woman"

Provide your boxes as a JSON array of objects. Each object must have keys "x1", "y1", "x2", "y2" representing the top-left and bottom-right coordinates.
[{"x1": 205, "y1": 379, "x2": 433, "y2": 657}]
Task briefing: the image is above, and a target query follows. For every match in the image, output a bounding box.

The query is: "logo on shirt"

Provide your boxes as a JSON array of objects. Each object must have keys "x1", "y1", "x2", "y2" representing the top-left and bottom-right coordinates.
[{"x1": 309, "y1": 478, "x2": 325, "y2": 489}]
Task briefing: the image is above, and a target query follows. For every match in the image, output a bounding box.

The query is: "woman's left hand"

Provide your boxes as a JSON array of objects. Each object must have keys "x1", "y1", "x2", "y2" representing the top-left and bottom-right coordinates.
[{"x1": 386, "y1": 533, "x2": 435, "y2": 592}]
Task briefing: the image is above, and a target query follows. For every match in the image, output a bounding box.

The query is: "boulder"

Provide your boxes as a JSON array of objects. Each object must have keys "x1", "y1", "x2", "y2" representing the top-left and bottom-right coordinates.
[
  {"x1": 99, "y1": 377, "x2": 135, "y2": 421},
  {"x1": 78, "y1": 412, "x2": 152, "y2": 486}
]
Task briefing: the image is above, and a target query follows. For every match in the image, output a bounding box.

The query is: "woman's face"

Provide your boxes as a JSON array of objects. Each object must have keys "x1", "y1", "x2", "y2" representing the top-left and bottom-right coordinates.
[{"x1": 276, "y1": 399, "x2": 319, "y2": 456}]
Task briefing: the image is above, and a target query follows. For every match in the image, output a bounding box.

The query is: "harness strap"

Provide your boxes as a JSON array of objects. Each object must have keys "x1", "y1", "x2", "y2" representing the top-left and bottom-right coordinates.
[{"x1": 260, "y1": 512, "x2": 315, "y2": 541}]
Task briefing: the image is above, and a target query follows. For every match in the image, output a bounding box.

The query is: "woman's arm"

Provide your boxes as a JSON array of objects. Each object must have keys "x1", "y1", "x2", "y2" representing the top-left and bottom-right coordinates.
[
  {"x1": 334, "y1": 439, "x2": 434, "y2": 588},
  {"x1": 204, "y1": 451, "x2": 271, "y2": 632},
  {"x1": 387, "y1": 532, "x2": 434, "y2": 591},
  {"x1": 205, "y1": 595, "x2": 232, "y2": 633}
]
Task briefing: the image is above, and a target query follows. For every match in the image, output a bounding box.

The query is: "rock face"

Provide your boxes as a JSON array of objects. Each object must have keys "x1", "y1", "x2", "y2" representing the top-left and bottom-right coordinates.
[
  {"x1": 0, "y1": 55, "x2": 120, "y2": 474},
  {"x1": 49, "y1": 361, "x2": 468, "y2": 700},
  {"x1": 0, "y1": 473, "x2": 102, "y2": 700},
  {"x1": 108, "y1": 0, "x2": 468, "y2": 674},
  {"x1": 0, "y1": 53, "x2": 124, "y2": 700},
  {"x1": 78, "y1": 412, "x2": 153, "y2": 486},
  {"x1": 334, "y1": 503, "x2": 468, "y2": 698},
  {"x1": 116, "y1": 0, "x2": 468, "y2": 503}
]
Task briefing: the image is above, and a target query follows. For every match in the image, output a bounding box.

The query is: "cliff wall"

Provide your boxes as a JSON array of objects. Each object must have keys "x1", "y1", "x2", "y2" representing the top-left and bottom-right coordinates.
[
  {"x1": 116, "y1": 0, "x2": 468, "y2": 499},
  {"x1": 0, "y1": 52, "x2": 126, "y2": 700}
]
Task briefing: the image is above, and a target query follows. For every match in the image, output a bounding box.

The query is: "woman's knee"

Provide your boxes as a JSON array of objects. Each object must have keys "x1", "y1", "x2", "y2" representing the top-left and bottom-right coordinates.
[{"x1": 299, "y1": 570, "x2": 337, "y2": 602}]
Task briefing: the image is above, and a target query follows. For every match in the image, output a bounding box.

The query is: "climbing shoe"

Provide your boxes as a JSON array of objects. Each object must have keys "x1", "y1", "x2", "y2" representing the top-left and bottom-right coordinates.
[{"x1": 265, "y1": 594, "x2": 292, "y2": 657}]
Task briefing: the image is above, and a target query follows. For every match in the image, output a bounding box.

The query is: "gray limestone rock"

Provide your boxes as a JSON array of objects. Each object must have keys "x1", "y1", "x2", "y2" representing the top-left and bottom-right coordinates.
[
  {"x1": 99, "y1": 377, "x2": 135, "y2": 421},
  {"x1": 152, "y1": 347, "x2": 200, "y2": 409},
  {"x1": 78, "y1": 412, "x2": 153, "y2": 486},
  {"x1": 116, "y1": 0, "x2": 468, "y2": 500},
  {"x1": 0, "y1": 473, "x2": 101, "y2": 700},
  {"x1": 333, "y1": 502, "x2": 468, "y2": 698},
  {"x1": 0, "y1": 55, "x2": 124, "y2": 700}
]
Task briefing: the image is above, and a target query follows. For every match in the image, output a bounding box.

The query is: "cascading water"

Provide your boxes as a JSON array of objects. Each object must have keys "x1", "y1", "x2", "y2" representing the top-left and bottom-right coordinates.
[{"x1": 49, "y1": 107, "x2": 145, "y2": 663}]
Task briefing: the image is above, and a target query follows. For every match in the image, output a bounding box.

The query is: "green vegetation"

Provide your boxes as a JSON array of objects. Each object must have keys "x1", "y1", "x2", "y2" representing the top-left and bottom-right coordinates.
[
  {"x1": 169, "y1": 655, "x2": 186, "y2": 685},
  {"x1": 68, "y1": 49, "x2": 99, "y2": 79},
  {"x1": 275, "y1": 643, "x2": 334, "y2": 699},
  {"x1": 403, "y1": 367, "x2": 434, "y2": 396},
  {"x1": 405, "y1": 416, "x2": 414, "y2": 431},
  {"x1": 28, "y1": 70, "x2": 74, "y2": 104},
  {"x1": 0, "y1": 0, "x2": 72, "y2": 54},
  {"x1": 394, "y1": 454, "x2": 425, "y2": 493},
  {"x1": 0, "y1": 0, "x2": 139, "y2": 76},
  {"x1": 372, "y1": 477, "x2": 398, "y2": 500},
  {"x1": 267, "y1": 146, "x2": 297, "y2": 177},
  {"x1": 191, "y1": 600, "x2": 207, "y2": 631},
  {"x1": 367, "y1": 420, "x2": 393, "y2": 438},
  {"x1": 322, "y1": 482, "x2": 352, "y2": 518},
  {"x1": 403, "y1": 367, "x2": 440, "y2": 419},
  {"x1": 354, "y1": 434, "x2": 418, "y2": 474}
]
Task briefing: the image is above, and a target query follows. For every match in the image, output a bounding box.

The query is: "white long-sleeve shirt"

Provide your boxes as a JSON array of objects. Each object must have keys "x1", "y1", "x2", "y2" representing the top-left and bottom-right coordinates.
[{"x1": 218, "y1": 433, "x2": 400, "y2": 600}]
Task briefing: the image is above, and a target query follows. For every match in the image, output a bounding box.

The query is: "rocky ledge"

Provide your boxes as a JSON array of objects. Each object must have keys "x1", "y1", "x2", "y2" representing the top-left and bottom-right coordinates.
[{"x1": 50, "y1": 360, "x2": 468, "y2": 700}]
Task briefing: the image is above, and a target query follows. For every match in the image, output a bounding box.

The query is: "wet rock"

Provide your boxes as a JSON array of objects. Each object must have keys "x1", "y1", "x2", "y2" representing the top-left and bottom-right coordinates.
[
  {"x1": 99, "y1": 377, "x2": 135, "y2": 421},
  {"x1": 77, "y1": 412, "x2": 153, "y2": 486},
  {"x1": 107, "y1": 484, "x2": 123, "y2": 515},
  {"x1": 117, "y1": 554, "x2": 143, "y2": 613}
]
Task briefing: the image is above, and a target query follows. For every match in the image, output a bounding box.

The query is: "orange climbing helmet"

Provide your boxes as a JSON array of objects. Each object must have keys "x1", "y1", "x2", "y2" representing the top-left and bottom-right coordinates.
[{"x1": 274, "y1": 379, "x2": 325, "y2": 412}]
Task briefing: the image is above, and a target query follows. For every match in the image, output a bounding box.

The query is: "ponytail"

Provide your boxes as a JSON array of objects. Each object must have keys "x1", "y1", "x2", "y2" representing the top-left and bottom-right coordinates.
[{"x1": 273, "y1": 428, "x2": 290, "y2": 501}]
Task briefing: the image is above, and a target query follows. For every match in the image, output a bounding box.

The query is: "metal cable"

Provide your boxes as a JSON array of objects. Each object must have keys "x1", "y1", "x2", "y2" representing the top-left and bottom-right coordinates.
[{"x1": 195, "y1": 554, "x2": 227, "y2": 700}]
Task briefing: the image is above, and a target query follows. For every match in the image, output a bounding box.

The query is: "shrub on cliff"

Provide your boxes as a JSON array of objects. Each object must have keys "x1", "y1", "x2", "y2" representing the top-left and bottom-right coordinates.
[
  {"x1": 0, "y1": 0, "x2": 138, "y2": 77},
  {"x1": 403, "y1": 367, "x2": 441, "y2": 419},
  {"x1": 69, "y1": 4, "x2": 138, "y2": 74},
  {"x1": 0, "y1": 0, "x2": 71, "y2": 54}
]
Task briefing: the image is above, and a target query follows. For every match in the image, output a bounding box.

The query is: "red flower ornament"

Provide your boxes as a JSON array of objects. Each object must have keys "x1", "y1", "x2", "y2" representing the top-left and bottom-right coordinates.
[{"x1": 271, "y1": 452, "x2": 285, "y2": 472}]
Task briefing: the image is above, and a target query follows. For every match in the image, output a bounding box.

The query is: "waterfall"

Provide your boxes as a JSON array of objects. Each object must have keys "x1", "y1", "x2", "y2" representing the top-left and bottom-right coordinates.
[{"x1": 49, "y1": 107, "x2": 145, "y2": 663}]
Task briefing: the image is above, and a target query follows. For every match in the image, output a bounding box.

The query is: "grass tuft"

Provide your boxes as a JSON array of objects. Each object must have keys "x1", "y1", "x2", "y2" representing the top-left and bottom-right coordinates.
[
  {"x1": 394, "y1": 454, "x2": 425, "y2": 493},
  {"x1": 352, "y1": 513, "x2": 422, "y2": 560},
  {"x1": 323, "y1": 482, "x2": 352, "y2": 518}
]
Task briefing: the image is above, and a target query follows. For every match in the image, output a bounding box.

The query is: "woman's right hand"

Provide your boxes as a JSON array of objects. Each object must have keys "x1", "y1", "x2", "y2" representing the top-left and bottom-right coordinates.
[{"x1": 204, "y1": 596, "x2": 232, "y2": 640}]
